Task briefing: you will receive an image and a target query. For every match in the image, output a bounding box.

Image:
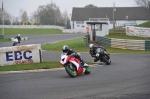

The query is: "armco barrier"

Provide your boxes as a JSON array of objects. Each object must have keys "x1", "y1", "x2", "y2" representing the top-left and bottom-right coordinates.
[
  {"x1": 0, "y1": 44, "x2": 42, "y2": 66},
  {"x1": 96, "y1": 36, "x2": 111, "y2": 47},
  {"x1": 145, "y1": 40, "x2": 150, "y2": 50},
  {"x1": 96, "y1": 36, "x2": 150, "y2": 50}
]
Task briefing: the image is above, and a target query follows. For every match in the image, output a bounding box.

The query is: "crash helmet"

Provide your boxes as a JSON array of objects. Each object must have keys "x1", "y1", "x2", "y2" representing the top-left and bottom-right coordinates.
[
  {"x1": 62, "y1": 45, "x2": 69, "y2": 52},
  {"x1": 89, "y1": 43, "x2": 94, "y2": 49},
  {"x1": 18, "y1": 34, "x2": 20, "y2": 36}
]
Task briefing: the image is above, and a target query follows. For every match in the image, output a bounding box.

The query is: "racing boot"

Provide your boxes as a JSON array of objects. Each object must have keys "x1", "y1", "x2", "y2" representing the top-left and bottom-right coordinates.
[
  {"x1": 83, "y1": 63, "x2": 88, "y2": 66},
  {"x1": 80, "y1": 59, "x2": 88, "y2": 67},
  {"x1": 94, "y1": 57, "x2": 99, "y2": 62}
]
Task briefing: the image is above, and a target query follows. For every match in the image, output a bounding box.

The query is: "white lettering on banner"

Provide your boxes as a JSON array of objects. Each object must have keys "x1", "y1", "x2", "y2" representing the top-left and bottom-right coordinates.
[
  {"x1": 126, "y1": 26, "x2": 150, "y2": 37},
  {"x1": 0, "y1": 44, "x2": 42, "y2": 66}
]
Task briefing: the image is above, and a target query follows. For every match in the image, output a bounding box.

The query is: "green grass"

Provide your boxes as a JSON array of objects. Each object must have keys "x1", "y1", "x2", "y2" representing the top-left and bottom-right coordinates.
[
  {"x1": 42, "y1": 38, "x2": 89, "y2": 52},
  {"x1": 0, "y1": 61, "x2": 94, "y2": 72},
  {"x1": 42, "y1": 38, "x2": 150, "y2": 54},
  {"x1": 136, "y1": 21, "x2": 150, "y2": 28},
  {"x1": 106, "y1": 30, "x2": 150, "y2": 40},
  {"x1": 105, "y1": 46, "x2": 150, "y2": 54},
  {"x1": 0, "y1": 61, "x2": 62, "y2": 72},
  {"x1": 0, "y1": 38, "x2": 10, "y2": 42},
  {"x1": 0, "y1": 28, "x2": 62, "y2": 35}
]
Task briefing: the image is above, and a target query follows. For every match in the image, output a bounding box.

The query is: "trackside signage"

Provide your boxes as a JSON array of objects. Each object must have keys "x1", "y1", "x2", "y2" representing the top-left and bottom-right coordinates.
[
  {"x1": 126, "y1": 26, "x2": 150, "y2": 37},
  {"x1": 0, "y1": 44, "x2": 42, "y2": 66}
]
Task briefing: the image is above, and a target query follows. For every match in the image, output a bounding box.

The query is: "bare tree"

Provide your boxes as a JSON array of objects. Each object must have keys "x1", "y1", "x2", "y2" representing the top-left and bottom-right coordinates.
[
  {"x1": 62, "y1": 10, "x2": 69, "y2": 27},
  {"x1": 30, "y1": 11, "x2": 40, "y2": 24},
  {"x1": 31, "y1": 1, "x2": 68, "y2": 26},
  {"x1": 135, "y1": 0, "x2": 150, "y2": 9},
  {"x1": 0, "y1": 8, "x2": 11, "y2": 25},
  {"x1": 20, "y1": 9, "x2": 28, "y2": 24}
]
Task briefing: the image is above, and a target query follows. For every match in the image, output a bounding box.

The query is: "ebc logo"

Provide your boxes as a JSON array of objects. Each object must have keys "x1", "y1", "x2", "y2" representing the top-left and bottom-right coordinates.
[{"x1": 6, "y1": 50, "x2": 32, "y2": 61}]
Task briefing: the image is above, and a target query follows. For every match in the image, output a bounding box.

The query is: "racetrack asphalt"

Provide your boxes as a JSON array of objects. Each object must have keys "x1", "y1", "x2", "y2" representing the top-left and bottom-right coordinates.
[{"x1": 0, "y1": 34, "x2": 150, "y2": 99}]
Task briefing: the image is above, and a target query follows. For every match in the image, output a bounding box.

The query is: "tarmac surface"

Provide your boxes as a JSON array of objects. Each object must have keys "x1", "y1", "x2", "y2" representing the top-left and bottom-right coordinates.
[{"x1": 0, "y1": 34, "x2": 150, "y2": 99}]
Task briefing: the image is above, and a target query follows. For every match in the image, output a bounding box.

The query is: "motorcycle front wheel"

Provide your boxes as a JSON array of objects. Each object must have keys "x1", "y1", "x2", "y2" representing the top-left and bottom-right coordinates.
[
  {"x1": 13, "y1": 42, "x2": 17, "y2": 46},
  {"x1": 84, "y1": 66, "x2": 91, "y2": 74},
  {"x1": 65, "y1": 63, "x2": 77, "y2": 78}
]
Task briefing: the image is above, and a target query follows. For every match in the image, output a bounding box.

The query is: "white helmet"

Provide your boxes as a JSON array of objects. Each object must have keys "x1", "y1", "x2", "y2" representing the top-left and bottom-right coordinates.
[
  {"x1": 89, "y1": 44, "x2": 94, "y2": 48},
  {"x1": 62, "y1": 45, "x2": 69, "y2": 52},
  {"x1": 18, "y1": 34, "x2": 20, "y2": 36}
]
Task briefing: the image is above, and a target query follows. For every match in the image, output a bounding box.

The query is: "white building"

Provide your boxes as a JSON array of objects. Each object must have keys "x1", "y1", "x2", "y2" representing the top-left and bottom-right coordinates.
[{"x1": 70, "y1": 7, "x2": 150, "y2": 33}]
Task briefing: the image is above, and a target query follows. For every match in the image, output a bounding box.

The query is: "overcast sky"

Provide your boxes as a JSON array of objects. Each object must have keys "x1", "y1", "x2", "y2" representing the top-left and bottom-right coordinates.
[{"x1": 0, "y1": 0, "x2": 137, "y2": 17}]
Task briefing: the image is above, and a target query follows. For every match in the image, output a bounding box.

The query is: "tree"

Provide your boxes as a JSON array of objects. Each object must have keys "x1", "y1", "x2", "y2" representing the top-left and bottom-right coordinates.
[
  {"x1": 0, "y1": 8, "x2": 11, "y2": 25},
  {"x1": 135, "y1": 0, "x2": 150, "y2": 9},
  {"x1": 31, "y1": 1, "x2": 69, "y2": 26},
  {"x1": 85, "y1": 4, "x2": 97, "y2": 8},
  {"x1": 62, "y1": 10, "x2": 69, "y2": 27},
  {"x1": 20, "y1": 9, "x2": 28, "y2": 24},
  {"x1": 12, "y1": 17, "x2": 20, "y2": 25}
]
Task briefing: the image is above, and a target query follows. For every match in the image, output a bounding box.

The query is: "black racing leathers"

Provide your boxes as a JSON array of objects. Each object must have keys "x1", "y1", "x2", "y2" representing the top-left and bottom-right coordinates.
[
  {"x1": 89, "y1": 46, "x2": 106, "y2": 57},
  {"x1": 89, "y1": 46, "x2": 107, "y2": 62}
]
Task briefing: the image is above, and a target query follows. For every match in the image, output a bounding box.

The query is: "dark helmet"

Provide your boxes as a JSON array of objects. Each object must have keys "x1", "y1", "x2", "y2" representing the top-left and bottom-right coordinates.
[{"x1": 62, "y1": 45, "x2": 69, "y2": 52}]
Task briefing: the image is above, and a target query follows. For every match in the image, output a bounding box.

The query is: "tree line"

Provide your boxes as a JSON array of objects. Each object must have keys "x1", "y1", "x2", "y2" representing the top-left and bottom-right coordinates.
[{"x1": 0, "y1": 0, "x2": 149, "y2": 26}]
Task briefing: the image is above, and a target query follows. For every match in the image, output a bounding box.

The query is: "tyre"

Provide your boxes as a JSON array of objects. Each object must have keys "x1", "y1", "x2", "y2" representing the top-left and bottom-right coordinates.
[
  {"x1": 102, "y1": 56, "x2": 111, "y2": 65},
  {"x1": 13, "y1": 42, "x2": 16, "y2": 46},
  {"x1": 84, "y1": 66, "x2": 91, "y2": 74},
  {"x1": 65, "y1": 63, "x2": 77, "y2": 78}
]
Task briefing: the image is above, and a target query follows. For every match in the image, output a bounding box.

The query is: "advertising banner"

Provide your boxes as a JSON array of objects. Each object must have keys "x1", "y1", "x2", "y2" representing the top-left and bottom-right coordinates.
[
  {"x1": 0, "y1": 44, "x2": 42, "y2": 66},
  {"x1": 126, "y1": 26, "x2": 150, "y2": 37}
]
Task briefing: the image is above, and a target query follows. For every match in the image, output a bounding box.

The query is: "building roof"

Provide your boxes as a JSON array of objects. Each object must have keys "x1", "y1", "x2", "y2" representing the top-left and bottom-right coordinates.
[{"x1": 71, "y1": 7, "x2": 150, "y2": 21}]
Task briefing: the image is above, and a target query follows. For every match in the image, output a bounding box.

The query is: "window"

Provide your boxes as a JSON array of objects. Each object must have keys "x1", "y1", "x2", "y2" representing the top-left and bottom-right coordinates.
[
  {"x1": 89, "y1": 19, "x2": 99, "y2": 21},
  {"x1": 76, "y1": 21, "x2": 84, "y2": 24},
  {"x1": 99, "y1": 19, "x2": 109, "y2": 21},
  {"x1": 96, "y1": 24, "x2": 102, "y2": 31}
]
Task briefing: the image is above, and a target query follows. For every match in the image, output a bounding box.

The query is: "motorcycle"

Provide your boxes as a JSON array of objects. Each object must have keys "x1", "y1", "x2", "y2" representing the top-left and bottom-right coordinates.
[
  {"x1": 60, "y1": 53, "x2": 91, "y2": 78},
  {"x1": 95, "y1": 48, "x2": 111, "y2": 65},
  {"x1": 12, "y1": 38, "x2": 18, "y2": 46}
]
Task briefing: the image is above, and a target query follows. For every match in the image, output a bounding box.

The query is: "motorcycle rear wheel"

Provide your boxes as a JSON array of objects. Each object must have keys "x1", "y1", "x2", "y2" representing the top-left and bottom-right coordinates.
[
  {"x1": 13, "y1": 42, "x2": 17, "y2": 46},
  {"x1": 102, "y1": 56, "x2": 111, "y2": 65}
]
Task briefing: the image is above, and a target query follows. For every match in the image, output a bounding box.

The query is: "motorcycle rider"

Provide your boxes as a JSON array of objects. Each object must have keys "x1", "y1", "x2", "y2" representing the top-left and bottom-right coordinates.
[
  {"x1": 89, "y1": 43, "x2": 109, "y2": 62},
  {"x1": 14, "y1": 34, "x2": 21, "y2": 43},
  {"x1": 62, "y1": 45, "x2": 88, "y2": 67}
]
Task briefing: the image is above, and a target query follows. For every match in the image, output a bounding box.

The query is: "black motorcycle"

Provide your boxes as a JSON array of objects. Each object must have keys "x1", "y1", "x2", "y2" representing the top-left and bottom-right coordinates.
[{"x1": 94, "y1": 48, "x2": 111, "y2": 65}]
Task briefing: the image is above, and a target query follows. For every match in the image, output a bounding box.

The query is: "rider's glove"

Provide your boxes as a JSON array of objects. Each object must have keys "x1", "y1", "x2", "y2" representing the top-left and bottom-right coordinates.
[{"x1": 71, "y1": 53, "x2": 76, "y2": 56}]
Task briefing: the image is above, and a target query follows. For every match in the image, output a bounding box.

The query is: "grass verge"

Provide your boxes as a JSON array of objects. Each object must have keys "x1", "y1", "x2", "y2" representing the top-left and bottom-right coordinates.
[
  {"x1": 0, "y1": 38, "x2": 10, "y2": 42},
  {"x1": 107, "y1": 30, "x2": 150, "y2": 40},
  {"x1": 0, "y1": 28, "x2": 62, "y2": 35},
  {"x1": 0, "y1": 61, "x2": 94, "y2": 72},
  {"x1": 0, "y1": 61, "x2": 62, "y2": 72},
  {"x1": 42, "y1": 38, "x2": 150, "y2": 54},
  {"x1": 136, "y1": 21, "x2": 150, "y2": 28}
]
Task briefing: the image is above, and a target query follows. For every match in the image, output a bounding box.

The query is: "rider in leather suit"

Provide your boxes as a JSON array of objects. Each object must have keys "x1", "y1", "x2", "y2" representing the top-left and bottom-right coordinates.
[
  {"x1": 14, "y1": 34, "x2": 21, "y2": 43},
  {"x1": 89, "y1": 43, "x2": 108, "y2": 62},
  {"x1": 62, "y1": 45, "x2": 88, "y2": 67}
]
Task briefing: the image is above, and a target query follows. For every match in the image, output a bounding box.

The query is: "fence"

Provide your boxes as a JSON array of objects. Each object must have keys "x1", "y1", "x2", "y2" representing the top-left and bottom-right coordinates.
[
  {"x1": 96, "y1": 36, "x2": 150, "y2": 50},
  {"x1": 0, "y1": 25, "x2": 64, "y2": 30}
]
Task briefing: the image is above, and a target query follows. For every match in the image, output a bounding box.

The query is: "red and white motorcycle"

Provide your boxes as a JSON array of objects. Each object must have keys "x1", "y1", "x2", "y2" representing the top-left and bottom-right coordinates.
[{"x1": 60, "y1": 53, "x2": 91, "y2": 78}]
